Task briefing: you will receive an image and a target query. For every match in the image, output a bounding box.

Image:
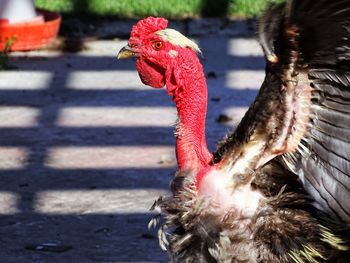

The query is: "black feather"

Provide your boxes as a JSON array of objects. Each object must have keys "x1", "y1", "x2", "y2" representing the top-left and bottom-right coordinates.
[
  {"x1": 152, "y1": 160, "x2": 349, "y2": 262},
  {"x1": 225, "y1": 0, "x2": 350, "y2": 223}
]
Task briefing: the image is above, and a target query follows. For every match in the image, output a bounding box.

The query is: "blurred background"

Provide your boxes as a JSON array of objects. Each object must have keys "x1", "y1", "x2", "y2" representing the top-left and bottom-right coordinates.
[
  {"x1": 0, "y1": 0, "x2": 282, "y2": 262},
  {"x1": 35, "y1": 0, "x2": 283, "y2": 19}
]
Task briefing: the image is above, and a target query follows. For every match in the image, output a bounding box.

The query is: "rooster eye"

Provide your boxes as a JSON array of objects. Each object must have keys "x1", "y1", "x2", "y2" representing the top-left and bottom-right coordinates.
[{"x1": 153, "y1": 41, "x2": 164, "y2": 50}]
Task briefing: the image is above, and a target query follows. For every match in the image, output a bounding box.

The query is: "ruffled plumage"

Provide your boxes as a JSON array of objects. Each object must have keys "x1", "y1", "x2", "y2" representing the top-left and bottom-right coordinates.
[{"x1": 151, "y1": 161, "x2": 349, "y2": 262}]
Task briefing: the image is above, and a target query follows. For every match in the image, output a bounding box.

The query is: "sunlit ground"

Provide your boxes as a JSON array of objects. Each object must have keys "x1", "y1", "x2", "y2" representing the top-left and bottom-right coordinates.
[{"x1": 0, "y1": 36, "x2": 264, "y2": 262}]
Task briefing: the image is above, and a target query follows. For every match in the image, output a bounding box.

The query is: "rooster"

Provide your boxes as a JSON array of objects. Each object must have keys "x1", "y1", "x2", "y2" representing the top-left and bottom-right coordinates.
[{"x1": 118, "y1": 0, "x2": 350, "y2": 262}]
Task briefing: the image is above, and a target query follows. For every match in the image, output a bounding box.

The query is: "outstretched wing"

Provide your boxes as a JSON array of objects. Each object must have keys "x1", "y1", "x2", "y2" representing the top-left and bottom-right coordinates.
[
  {"x1": 285, "y1": 0, "x2": 350, "y2": 222},
  {"x1": 213, "y1": 0, "x2": 350, "y2": 222}
]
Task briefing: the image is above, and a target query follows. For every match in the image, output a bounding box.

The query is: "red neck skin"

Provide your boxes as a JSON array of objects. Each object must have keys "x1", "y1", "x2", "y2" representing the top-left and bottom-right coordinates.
[{"x1": 167, "y1": 49, "x2": 213, "y2": 174}]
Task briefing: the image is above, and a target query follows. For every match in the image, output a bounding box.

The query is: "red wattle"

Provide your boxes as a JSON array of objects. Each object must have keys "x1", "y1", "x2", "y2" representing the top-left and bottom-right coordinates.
[{"x1": 136, "y1": 58, "x2": 165, "y2": 88}]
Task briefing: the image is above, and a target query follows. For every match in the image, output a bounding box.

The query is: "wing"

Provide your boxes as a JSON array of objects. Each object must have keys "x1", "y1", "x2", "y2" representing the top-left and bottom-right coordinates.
[
  {"x1": 213, "y1": 0, "x2": 350, "y2": 222},
  {"x1": 276, "y1": 0, "x2": 350, "y2": 223}
]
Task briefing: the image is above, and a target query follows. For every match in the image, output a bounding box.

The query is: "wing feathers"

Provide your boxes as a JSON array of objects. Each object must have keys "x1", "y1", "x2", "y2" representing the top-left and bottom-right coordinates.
[
  {"x1": 263, "y1": 0, "x2": 350, "y2": 222},
  {"x1": 311, "y1": 129, "x2": 350, "y2": 164},
  {"x1": 217, "y1": 0, "x2": 350, "y2": 222},
  {"x1": 313, "y1": 104, "x2": 350, "y2": 129},
  {"x1": 316, "y1": 119, "x2": 350, "y2": 143},
  {"x1": 296, "y1": 70, "x2": 350, "y2": 221},
  {"x1": 302, "y1": 158, "x2": 350, "y2": 222},
  {"x1": 310, "y1": 69, "x2": 350, "y2": 88},
  {"x1": 295, "y1": 69, "x2": 350, "y2": 221}
]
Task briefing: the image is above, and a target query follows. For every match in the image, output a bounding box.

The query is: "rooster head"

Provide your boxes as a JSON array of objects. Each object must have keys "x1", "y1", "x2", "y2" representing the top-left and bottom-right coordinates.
[{"x1": 117, "y1": 17, "x2": 201, "y2": 90}]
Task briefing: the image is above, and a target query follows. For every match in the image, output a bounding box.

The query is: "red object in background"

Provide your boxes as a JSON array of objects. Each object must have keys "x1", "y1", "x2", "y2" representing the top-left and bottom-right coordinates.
[{"x1": 0, "y1": 9, "x2": 61, "y2": 51}]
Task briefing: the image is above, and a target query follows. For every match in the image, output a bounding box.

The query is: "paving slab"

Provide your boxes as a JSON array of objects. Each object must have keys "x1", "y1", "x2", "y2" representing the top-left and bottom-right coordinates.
[{"x1": 0, "y1": 20, "x2": 264, "y2": 263}]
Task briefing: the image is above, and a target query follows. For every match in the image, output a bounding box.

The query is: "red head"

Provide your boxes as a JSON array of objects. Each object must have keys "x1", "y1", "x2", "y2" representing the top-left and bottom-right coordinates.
[
  {"x1": 118, "y1": 17, "x2": 202, "y2": 94},
  {"x1": 118, "y1": 17, "x2": 212, "y2": 176}
]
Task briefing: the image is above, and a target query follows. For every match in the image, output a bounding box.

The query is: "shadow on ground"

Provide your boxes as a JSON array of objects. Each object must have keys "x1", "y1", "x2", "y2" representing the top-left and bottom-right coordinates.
[{"x1": 0, "y1": 18, "x2": 264, "y2": 262}]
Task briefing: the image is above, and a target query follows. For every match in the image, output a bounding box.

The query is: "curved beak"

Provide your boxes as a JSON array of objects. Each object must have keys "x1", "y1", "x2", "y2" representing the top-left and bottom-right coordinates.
[{"x1": 117, "y1": 45, "x2": 136, "y2": 59}]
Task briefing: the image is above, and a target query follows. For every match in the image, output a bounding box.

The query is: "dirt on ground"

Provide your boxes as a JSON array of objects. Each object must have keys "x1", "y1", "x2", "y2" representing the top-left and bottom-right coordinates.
[{"x1": 0, "y1": 18, "x2": 264, "y2": 262}]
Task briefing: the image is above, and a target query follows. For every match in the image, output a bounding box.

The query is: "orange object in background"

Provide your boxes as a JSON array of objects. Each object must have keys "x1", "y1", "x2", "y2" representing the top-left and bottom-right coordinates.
[{"x1": 0, "y1": 9, "x2": 61, "y2": 51}]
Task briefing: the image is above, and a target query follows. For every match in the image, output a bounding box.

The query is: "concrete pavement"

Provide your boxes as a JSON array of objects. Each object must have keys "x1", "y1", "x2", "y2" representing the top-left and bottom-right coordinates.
[{"x1": 0, "y1": 20, "x2": 265, "y2": 262}]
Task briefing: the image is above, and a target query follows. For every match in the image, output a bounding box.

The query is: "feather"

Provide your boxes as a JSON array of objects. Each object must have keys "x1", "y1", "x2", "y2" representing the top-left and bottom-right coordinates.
[
  {"x1": 151, "y1": 160, "x2": 349, "y2": 262},
  {"x1": 156, "y1": 29, "x2": 201, "y2": 54},
  {"x1": 216, "y1": 0, "x2": 350, "y2": 223},
  {"x1": 121, "y1": 0, "x2": 350, "y2": 260}
]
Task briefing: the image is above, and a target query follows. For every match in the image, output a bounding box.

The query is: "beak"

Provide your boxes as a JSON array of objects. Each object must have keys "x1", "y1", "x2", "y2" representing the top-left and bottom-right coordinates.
[{"x1": 117, "y1": 45, "x2": 136, "y2": 59}]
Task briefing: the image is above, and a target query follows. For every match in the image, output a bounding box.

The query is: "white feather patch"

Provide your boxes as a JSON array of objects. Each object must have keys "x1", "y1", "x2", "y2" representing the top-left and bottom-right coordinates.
[{"x1": 156, "y1": 29, "x2": 201, "y2": 53}]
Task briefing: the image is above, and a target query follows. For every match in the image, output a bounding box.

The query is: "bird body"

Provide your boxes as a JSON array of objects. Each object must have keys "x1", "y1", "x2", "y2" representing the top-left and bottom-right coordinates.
[
  {"x1": 118, "y1": 1, "x2": 350, "y2": 261},
  {"x1": 152, "y1": 162, "x2": 348, "y2": 262}
]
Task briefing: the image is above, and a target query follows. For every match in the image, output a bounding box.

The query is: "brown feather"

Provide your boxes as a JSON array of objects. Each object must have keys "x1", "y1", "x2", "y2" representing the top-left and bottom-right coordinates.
[{"x1": 151, "y1": 160, "x2": 349, "y2": 262}]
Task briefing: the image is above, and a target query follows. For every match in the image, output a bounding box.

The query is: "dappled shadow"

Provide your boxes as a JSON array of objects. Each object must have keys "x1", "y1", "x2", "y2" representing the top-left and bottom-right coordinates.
[
  {"x1": 0, "y1": 45, "x2": 174, "y2": 261},
  {"x1": 0, "y1": 19, "x2": 265, "y2": 262}
]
